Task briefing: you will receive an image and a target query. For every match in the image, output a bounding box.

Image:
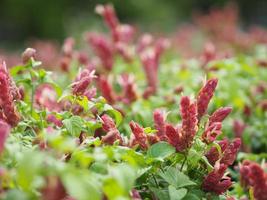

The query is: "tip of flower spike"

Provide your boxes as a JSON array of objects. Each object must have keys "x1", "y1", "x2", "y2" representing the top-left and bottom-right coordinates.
[
  {"x1": 22, "y1": 48, "x2": 37, "y2": 64},
  {"x1": 101, "y1": 114, "x2": 116, "y2": 132},
  {"x1": 0, "y1": 61, "x2": 7, "y2": 73},
  {"x1": 95, "y1": 4, "x2": 105, "y2": 15}
]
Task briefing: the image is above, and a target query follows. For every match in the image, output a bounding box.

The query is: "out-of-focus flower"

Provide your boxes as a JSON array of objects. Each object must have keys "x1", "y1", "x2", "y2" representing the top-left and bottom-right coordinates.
[
  {"x1": 0, "y1": 120, "x2": 10, "y2": 154},
  {"x1": 136, "y1": 34, "x2": 154, "y2": 54},
  {"x1": 202, "y1": 163, "x2": 232, "y2": 195},
  {"x1": 62, "y1": 37, "x2": 75, "y2": 58},
  {"x1": 46, "y1": 114, "x2": 63, "y2": 127},
  {"x1": 21, "y1": 48, "x2": 37, "y2": 64},
  {"x1": 0, "y1": 62, "x2": 20, "y2": 126},
  {"x1": 72, "y1": 69, "x2": 96, "y2": 96},
  {"x1": 197, "y1": 78, "x2": 218, "y2": 120},
  {"x1": 233, "y1": 120, "x2": 246, "y2": 138},
  {"x1": 95, "y1": 4, "x2": 118, "y2": 32},
  {"x1": 130, "y1": 189, "x2": 142, "y2": 200},
  {"x1": 239, "y1": 160, "x2": 267, "y2": 200},
  {"x1": 98, "y1": 76, "x2": 116, "y2": 104},
  {"x1": 41, "y1": 176, "x2": 68, "y2": 200},
  {"x1": 86, "y1": 33, "x2": 114, "y2": 71},
  {"x1": 117, "y1": 74, "x2": 137, "y2": 104},
  {"x1": 35, "y1": 84, "x2": 59, "y2": 111},
  {"x1": 83, "y1": 87, "x2": 97, "y2": 100}
]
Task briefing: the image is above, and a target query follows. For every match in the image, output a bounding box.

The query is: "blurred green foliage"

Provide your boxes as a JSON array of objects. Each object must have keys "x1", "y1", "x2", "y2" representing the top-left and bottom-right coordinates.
[{"x1": 0, "y1": 0, "x2": 267, "y2": 48}]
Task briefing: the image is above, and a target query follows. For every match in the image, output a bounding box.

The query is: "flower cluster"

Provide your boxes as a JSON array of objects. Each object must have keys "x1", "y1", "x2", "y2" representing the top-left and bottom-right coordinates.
[
  {"x1": 0, "y1": 62, "x2": 20, "y2": 126},
  {"x1": 98, "y1": 74, "x2": 138, "y2": 105},
  {"x1": 239, "y1": 160, "x2": 267, "y2": 200}
]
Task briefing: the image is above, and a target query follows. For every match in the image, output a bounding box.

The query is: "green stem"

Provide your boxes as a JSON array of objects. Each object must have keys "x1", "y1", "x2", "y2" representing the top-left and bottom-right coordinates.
[{"x1": 180, "y1": 154, "x2": 187, "y2": 171}]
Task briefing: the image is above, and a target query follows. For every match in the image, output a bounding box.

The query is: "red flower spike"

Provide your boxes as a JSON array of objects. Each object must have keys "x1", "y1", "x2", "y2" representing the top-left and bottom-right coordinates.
[
  {"x1": 202, "y1": 164, "x2": 232, "y2": 195},
  {"x1": 129, "y1": 121, "x2": 148, "y2": 150},
  {"x1": 197, "y1": 78, "x2": 218, "y2": 120},
  {"x1": 0, "y1": 62, "x2": 20, "y2": 126},
  {"x1": 166, "y1": 124, "x2": 181, "y2": 150},
  {"x1": 72, "y1": 69, "x2": 96, "y2": 96},
  {"x1": 221, "y1": 138, "x2": 241, "y2": 166},
  {"x1": 101, "y1": 114, "x2": 122, "y2": 145},
  {"x1": 101, "y1": 114, "x2": 116, "y2": 132},
  {"x1": 180, "y1": 96, "x2": 198, "y2": 150},
  {"x1": 202, "y1": 122, "x2": 222, "y2": 143},
  {"x1": 239, "y1": 160, "x2": 267, "y2": 200},
  {"x1": 0, "y1": 120, "x2": 10, "y2": 154},
  {"x1": 98, "y1": 76, "x2": 116, "y2": 104},
  {"x1": 101, "y1": 129, "x2": 122, "y2": 145},
  {"x1": 205, "y1": 138, "x2": 229, "y2": 166},
  {"x1": 86, "y1": 33, "x2": 114, "y2": 71},
  {"x1": 153, "y1": 109, "x2": 168, "y2": 141},
  {"x1": 209, "y1": 107, "x2": 232, "y2": 124}
]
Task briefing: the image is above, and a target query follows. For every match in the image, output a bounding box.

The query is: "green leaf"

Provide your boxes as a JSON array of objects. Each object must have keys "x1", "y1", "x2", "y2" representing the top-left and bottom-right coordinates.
[
  {"x1": 168, "y1": 186, "x2": 187, "y2": 200},
  {"x1": 183, "y1": 193, "x2": 200, "y2": 200},
  {"x1": 63, "y1": 116, "x2": 83, "y2": 136},
  {"x1": 159, "y1": 167, "x2": 196, "y2": 188},
  {"x1": 62, "y1": 170, "x2": 101, "y2": 200},
  {"x1": 147, "y1": 142, "x2": 175, "y2": 160},
  {"x1": 150, "y1": 187, "x2": 169, "y2": 200}
]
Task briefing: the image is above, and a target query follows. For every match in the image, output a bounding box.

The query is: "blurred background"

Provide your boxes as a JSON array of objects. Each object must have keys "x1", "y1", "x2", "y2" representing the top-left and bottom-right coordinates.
[{"x1": 1, "y1": 0, "x2": 267, "y2": 50}]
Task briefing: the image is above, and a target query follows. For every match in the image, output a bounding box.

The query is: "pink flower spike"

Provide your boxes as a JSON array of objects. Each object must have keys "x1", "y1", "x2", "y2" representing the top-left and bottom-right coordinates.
[
  {"x1": 202, "y1": 122, "x2": 222, "y2": 143},
  {"x1": 98, "y1": 76, "x2": 116, "y2": 104},
  {"x1": 197, "y1": 78, "x2": 218, "y2": 120},
  {"x1": 153, "y1": 109, "x2": 168, "y2": 141},
  {"x1": 209, "y1": 107, "x2": 232, "y2": 124},
  {"x1": 205, "y1": 138, "x2": 229, "y2": 166},
  {"x1": 117, "y1": 74, "x2": 137, "y2": 104},
  {"x1": 180, "y1": 96, "x2": 198, "y2": 149},
  {"x1": 221, "y1": 138, "x2": 241, "y2": 166},
  {"x1": 202, "y1": 164, "x2": 232, "y2": 195},
  {"x1": 101, "y1": 114, "x2": 116, "y2": 132},
  {"x1": 72, "y1": 69, "x2": 96, "y2": 96},
  {"x1": 129, "y1": 121, "x2": 148, "y2": 150},
  {"x1": 86, "y1": 33, "x2": 114, "y2": 71}
]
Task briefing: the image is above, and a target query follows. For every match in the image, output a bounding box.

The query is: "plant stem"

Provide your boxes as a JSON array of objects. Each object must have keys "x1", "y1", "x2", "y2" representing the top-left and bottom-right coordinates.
[{"x1": 180, "y1": 154, "x2": 187, "y2": 171}]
